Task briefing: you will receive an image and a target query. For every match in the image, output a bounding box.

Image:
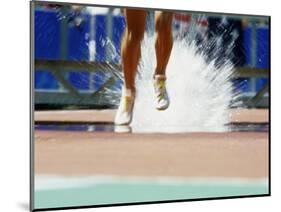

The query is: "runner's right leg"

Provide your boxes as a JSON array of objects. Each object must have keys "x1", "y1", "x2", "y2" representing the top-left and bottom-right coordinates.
[{"x1": 115, "y1": 9, "x2": 147, "y2": 125}]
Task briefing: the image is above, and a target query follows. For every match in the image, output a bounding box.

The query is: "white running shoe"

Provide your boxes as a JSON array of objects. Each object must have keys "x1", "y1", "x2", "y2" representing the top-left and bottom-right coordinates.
[
  {"x1": 153, "y1": 75, "x2": 169, "y2": 110},
  {"x1": 114, "y1": 88, "x2": 135, "y2": 125}
]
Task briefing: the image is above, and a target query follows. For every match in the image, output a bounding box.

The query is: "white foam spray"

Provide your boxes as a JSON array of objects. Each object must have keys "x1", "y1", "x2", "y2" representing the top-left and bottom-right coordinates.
[{"x1": 131, "y1": 35, "x2": 235, "y2": 133}]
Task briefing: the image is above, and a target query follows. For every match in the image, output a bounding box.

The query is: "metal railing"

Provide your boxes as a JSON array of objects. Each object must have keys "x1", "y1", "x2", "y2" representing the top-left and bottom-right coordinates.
[{"x1": 34, "y1": 59, "x2": 269, "y2": 108}]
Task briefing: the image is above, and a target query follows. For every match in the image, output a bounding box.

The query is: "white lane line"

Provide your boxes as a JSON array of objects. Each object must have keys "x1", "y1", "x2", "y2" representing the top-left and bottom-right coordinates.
[{"x1": 35, "y1": 175, "x2": 268, "y2": 191}]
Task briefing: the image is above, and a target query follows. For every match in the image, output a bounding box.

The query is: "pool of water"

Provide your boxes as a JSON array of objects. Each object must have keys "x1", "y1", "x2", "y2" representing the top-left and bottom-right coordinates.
[{"x1": 35, "y1": 122, "x2": 269, "y2": 133}]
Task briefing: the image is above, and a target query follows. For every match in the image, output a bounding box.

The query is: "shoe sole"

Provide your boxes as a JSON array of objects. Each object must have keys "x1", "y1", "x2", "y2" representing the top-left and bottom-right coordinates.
[
  {"x1": 114, "y1": 125, "x2": 132, "y2": 133},
  {"x1": 156, "y1": 106, "x2": 169, "y2": 111}
]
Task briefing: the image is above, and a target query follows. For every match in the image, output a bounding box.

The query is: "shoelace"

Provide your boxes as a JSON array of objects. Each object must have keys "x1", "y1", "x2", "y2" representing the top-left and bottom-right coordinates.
[
  {"x1": 124, "y1": 96, "x2": 131, "y2": 112},
  {"x1": 156, "y1": 79, "x2": 166, "y2": 101}
]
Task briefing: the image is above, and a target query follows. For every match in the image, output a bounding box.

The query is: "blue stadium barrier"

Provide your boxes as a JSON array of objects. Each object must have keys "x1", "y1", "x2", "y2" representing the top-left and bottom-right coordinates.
[
  {"x1": 35, "y1": 9, "x2": 60, "y2": 89},
  {"x1": 236, "y1": 25, "x2": 269, "y2": 93},
  {"x1": 34, "y1": 9, "x2": 269, "y2": 95},
  {"x1": 255, "y1": 26, "x2": 269, "y2": 91},
  {"x1": 35, "y1": 9, "x2": 60, "y2": 60},
  {"x1": 35, "y1": 9, "x2": 125, "y2": 91},
  {"x1": 112, "y1": 16, "x2": 126, "y2": 63},
  {"x1": 35, "y1": 70, "x2": 60, "y2": 89},
  {"x1": 67, "y1": 14, "x2": 91, "y2": 60},
  {"x1": 94, "y1": 15, "x2": 107, "y2": 62},
  {"x1": 243, "y1": 26, "x2": 252, "y2": 66},
  {"x1": 68, "y1": 71, "x2": 90, "y2": 90},
  {"x1": 67, "y1": 13, "x2": 90, "y2": 90},
  {"x1": 92, "y1": 15, "x2": 108, "y2": 91},
  {"x1": 256, "y1": 26, "x2": 269, "y2": 69}
]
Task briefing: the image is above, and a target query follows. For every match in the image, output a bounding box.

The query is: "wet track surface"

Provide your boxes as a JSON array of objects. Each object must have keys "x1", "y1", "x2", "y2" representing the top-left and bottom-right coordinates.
[{"x1": 35, "y1": 122, "x2": 269, "y2": 133}]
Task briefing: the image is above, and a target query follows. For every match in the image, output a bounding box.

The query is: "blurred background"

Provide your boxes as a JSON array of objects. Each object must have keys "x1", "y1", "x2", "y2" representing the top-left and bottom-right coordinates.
[{"x1": 33, "y1": 3, "x2": 269, "y2": 110}]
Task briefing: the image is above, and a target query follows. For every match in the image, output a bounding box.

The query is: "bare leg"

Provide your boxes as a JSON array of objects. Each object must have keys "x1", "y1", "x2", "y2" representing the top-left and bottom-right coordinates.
[
  {"x1": 154, "y1": 11, "x2": 173, "y2": 76},
  {"x1": 115, "y1": 9, "x2": 147, "y2": 126},
  {"x1": 121, "y1": 9, "x2": 147, "y2": 91},
  {"x1": 153, "y1": 12, "x2": 173, "y2": 110}
]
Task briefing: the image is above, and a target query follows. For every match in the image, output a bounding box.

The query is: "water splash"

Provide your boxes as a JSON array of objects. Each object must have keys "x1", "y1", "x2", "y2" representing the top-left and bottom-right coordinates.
[
  {"x1": 35, "y1": 4, "x2": 238, "y2": 132},
  {"x1": 131, "y1": 35, "x2": 235, "y2": 133}
]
